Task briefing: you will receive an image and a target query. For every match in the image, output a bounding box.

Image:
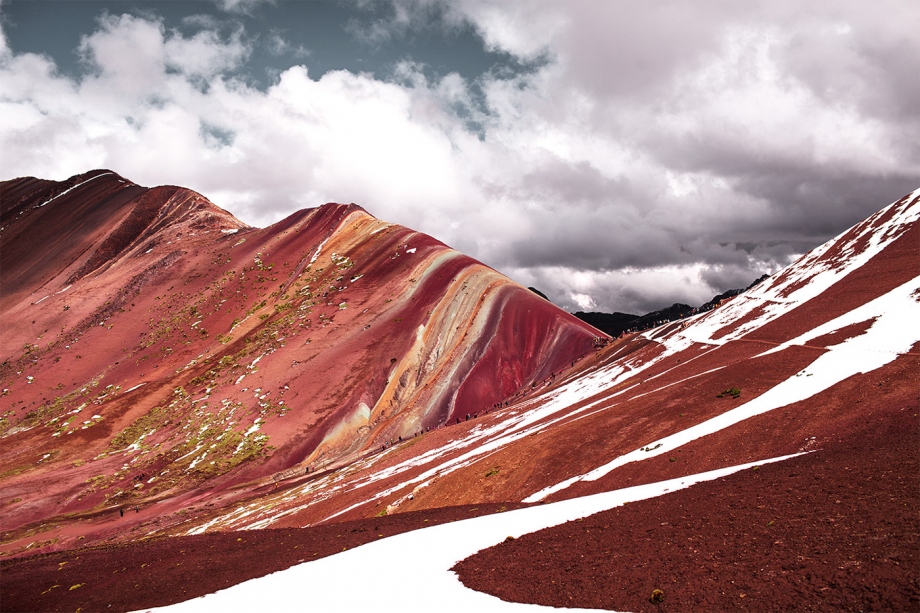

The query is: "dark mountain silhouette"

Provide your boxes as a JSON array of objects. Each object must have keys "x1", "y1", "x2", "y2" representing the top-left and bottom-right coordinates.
[{"x1": 571, "y1": 273, "x2": 771, "y2": 337}]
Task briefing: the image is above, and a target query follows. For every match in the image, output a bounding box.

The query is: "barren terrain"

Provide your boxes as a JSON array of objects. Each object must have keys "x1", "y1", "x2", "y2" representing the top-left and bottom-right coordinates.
[{"x1": 1, "y1": 174, "x2": 917, "y2": 611}]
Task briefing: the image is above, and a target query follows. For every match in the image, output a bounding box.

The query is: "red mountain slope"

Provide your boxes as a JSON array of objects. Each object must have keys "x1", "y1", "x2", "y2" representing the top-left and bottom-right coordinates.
[
  {"x1": 141, "y1": 189, "x2": 915, "y2": 540},
  {"x1": 1, "y1": 178, "x2": 916, "y2": 613},
  {"x1": 0, "y1": 170, "x2": 602, "y2": 556}
]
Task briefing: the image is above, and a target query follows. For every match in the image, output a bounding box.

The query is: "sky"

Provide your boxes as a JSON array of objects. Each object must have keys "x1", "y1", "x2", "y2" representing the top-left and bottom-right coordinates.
[{"x1": 1, "y1": 0, "x2": 917, "y2": 314}]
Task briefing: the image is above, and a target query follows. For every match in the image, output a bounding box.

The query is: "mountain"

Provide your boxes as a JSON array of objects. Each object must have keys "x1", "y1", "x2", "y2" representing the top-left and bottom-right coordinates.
[
  {"x1": 2, "y1": 177, "x2": 917, "y2": 612},
  {"x1": 570, "y1": 309, "x2": 640, "y2": 334},
  {"x1": 0, "y1": 170, "x2": 604, "y2": 555},
  {"x1": 573, "y1": 273, "x2": 771, "y2": 338}
]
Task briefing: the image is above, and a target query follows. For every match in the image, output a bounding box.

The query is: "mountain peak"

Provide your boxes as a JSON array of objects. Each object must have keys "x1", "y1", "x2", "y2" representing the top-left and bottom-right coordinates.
[{"x1": 1, "y1": 173, "x2": 248, "y2": 305}]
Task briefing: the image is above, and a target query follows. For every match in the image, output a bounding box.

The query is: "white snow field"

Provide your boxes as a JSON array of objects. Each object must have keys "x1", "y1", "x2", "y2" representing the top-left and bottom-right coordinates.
[{"x1": 141, "y1": 454, "x2": 801, "y2": 613}]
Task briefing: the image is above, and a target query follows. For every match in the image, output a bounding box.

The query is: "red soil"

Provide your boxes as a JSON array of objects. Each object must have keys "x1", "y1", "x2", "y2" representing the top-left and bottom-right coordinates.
[
  {"x1": 455, "y1": 399, "x2": 919, "y2": 612},
  {"x1": 1, "y1": 502, "x2": 528, "y2": 613}
]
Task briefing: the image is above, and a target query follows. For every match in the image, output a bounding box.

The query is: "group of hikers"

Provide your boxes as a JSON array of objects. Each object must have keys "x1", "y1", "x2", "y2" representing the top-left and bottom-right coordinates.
[
  {"x1": 377, "y1": 403, "x2": 505, "y2": 453},
  {"x1": 115, "y1": 473, "x2": 149, "y2": 517}
]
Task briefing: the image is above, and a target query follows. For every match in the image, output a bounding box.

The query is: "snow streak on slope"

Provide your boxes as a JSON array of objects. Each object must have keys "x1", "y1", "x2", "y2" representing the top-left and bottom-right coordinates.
[
  {"x1": 675, "y1": 188, "x2": 919, "y2": 346},
  {"x1": 33, "y1": 172, "x2": 115, "y2": 209},
  {"x1": 525, "y1": 274, "x2": 920, "y2": 502},
  {"x1": 147, "y1": 454, "x2": 803, "y2": 613}
]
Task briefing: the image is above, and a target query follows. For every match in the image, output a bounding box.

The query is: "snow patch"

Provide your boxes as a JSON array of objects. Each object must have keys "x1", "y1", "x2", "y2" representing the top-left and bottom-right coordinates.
[
  {"x1": 148, "y1": 454, "x2": 801, "y2": 613},
  {"x1": 244, "y1": 419, "x2": 262, "y2": 437},
  {"x1": 309, "y1": 236, "x2": 332, "y2": 265}
]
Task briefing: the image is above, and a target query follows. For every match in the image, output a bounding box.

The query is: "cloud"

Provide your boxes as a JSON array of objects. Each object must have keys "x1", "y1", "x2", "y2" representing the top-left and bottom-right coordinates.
[
  {"x1": 345, "y1": 0, "x2": 466, "y2": 46},
  {"x1": 266, "y1": 32, "x2": 310, "y2": 59},
  {"x1": 443, "y1": 1, "x2": 563, "y2": 60},
  {"x1": 0, "y1": 15, "x2": 471, "y2": 231},
  {"x1": 163, "y1": 26, "x2": 250, "y2": 78},
  {"x1": 507, "y1": 264, "x2": 731, "y2": 315},
  {"x1": 0, "y1": 2, "x2": 917, "y2": 315},
  {"x1": 182, "y1": 14, "x2": 222, "y2": 30},
  {"x1": 570, "y1": 293, "x2": 596, "y2": 311},
  {"x1": 214, "y1": 0, "x2": 274, "y2": 16}
]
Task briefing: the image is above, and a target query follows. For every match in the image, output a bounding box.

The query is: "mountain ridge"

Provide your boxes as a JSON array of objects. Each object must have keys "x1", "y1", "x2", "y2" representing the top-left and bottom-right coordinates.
[{"x1": 0, "y1": 170, "x2": 605, "y2": 555}]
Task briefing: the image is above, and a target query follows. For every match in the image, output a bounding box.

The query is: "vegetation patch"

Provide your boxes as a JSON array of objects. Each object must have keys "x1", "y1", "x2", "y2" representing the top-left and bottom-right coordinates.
[
  {"x1": 717, "y1": 387, "x2": 741, "y2": 399},
  {"x1": 7, "y1": 378, "x2": 103, "y2": 436}
]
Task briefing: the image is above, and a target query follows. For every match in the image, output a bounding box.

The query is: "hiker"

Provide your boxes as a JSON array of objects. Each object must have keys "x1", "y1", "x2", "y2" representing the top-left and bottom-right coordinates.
[{"x1": 119, "y1": 508, "x2": 124, "y2": 517}]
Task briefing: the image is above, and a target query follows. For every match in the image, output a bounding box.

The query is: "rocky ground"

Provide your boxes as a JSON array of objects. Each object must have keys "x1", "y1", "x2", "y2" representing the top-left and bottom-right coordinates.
[
  {"x1": 455, "y1": 400, "x2": 919, "y2": 612},
  {"x1": 1, "y1": 502, "x2": 528, "y2": 612}
]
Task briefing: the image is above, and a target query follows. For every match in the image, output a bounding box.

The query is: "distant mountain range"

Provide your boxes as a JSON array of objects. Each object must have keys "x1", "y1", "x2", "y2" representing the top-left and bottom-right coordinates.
[{"x1": 547, "y1": 274, "x2": 772, "y2": 337}]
